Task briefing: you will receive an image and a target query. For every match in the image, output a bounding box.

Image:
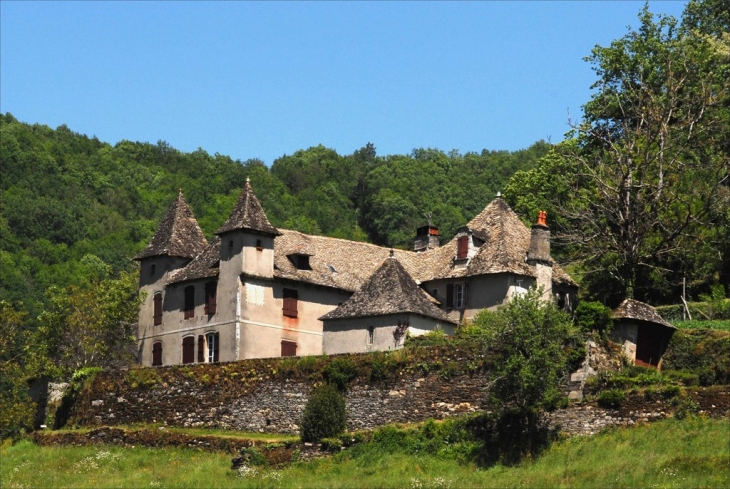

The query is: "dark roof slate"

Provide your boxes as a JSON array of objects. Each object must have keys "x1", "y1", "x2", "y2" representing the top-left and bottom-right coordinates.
[
  {"x1": 134, "y1": 190, "x2": 208, "y2": 260},
  {"x1": 167, "y1": 237, "x2": 221, "y2": 284},
  {"x1": 612, "y1": 299, "x2": 676, "y2": 329},
  {"x1": 215, "y1": 180, "x2": 280, "y2": 236},
  {"x1": 320, "y1": 256, "x2": 457, "y2": 324}
]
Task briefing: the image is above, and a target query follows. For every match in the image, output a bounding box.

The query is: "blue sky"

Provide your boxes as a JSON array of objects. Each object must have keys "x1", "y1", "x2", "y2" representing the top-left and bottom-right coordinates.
[{"x1": 1, "y1": 1, "x2": 688, "y2": 165}]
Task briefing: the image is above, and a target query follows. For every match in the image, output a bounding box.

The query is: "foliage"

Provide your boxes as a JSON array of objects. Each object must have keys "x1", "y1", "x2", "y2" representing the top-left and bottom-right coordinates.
[
  {"x1": 597, "y1": 389, "x2": 625, "y2": 409},
  {"x1": 0, "y1": 301, "x2": 35, "y2": 440},
  {"x1": 322, "y1": 357, "x2": 358, "y2": 392},
  {"x1": 35, "y1": 270, "x2": 141, "y2": 376},
  {"x1": 299, "y1": 384, "x2": 347, "y2": 443},
  {"x1": 472, "y1": 288, "x2": 576, "y2": 412},
  {"x1": 698, "y1": 284, "x2": 730, "y2": 320},
  {"x1": 661, "y1": 329, "x2": 730, "y2": 385},
  {"x1": 574, "y1": 300, "x2": 614, "y2": 334},
  {"x1": 673, "y1": 319, "x2": 730, "y2": 331}
]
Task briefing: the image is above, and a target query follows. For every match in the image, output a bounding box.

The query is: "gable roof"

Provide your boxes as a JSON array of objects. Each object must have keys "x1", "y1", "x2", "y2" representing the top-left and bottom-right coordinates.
[
  {"x1": 134, "y1": 190, "x2": 208, "y2": 260},
  {"x1": 215, "y1": 180, "x2": 280, "y2": 236},
  {"x1": 320, "y1": 255, "x2": 456, "y2": 324},
  {"x1": 612, "y1": 299, "x2": 676, "y2": 329}
]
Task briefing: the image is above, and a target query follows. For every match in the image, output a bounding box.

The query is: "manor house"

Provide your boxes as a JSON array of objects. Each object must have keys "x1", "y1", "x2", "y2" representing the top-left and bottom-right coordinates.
[{"x1": 135, "y1": 180, "x2": 577, "y2": 367}]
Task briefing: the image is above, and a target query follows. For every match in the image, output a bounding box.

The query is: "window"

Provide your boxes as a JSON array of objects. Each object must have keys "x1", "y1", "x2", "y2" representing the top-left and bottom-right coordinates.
[
  {"x1": 207, "y1": 332, "x2": 220, "y2": 363},
  {"x1": 182, "y1": 336, "x2": 195, "y2": 364},
  {"x1": 446, "y1": 284, "x2": 466, "y2": 309},
  {"x1": 456, "y1": 235, "x2": 469, "y2": 260},
  {"x1": 454, "y1": 284, "x2": 466, "y2": 309},
  {"x1": 256, "y1": 239, "x2": 263, "y2": 251},
  {"x1": 204, "y1": 282, "x2": 217, "y2": 315},
  {"x1": 283, "y1": 288, "x2": 298, "y2": 318},
  {"x1": 281, "y1": 340, "x2": 297, "y2": 357},
  {"x1": 198, "y1": 335, "x2": 205, "y2": 362},
  {"x1": 368, "y1": 326, "x2": 374, "y2": 344},
  {"x1": 153, "y1": 293, "x2": 163, "y2": 326},
  {"x1": 184, "y1": 286, "x2": 195, "y2": 319},
  {"x1": 152, "y1": 342, "x2": 163, "y2": 366},
  {"x1": 289, "y1": 254, "x2": 312, "y2": 270}
]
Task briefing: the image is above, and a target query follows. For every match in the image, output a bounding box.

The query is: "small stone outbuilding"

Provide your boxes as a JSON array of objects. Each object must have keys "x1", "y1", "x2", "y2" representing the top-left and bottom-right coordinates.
[{"x1": 612, "y1": 299, "x2": 676, "y2": 369}]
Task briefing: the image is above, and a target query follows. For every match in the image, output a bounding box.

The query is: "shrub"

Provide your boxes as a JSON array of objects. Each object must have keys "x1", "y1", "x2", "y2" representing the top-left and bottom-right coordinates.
[
  {"x1": 574, "y1": 301, "x2": 613, "y2": 334},
  {"x1": 322, "y1": 357, "x2": 357, "y2": 392},
  {"x1": 597, "y1": 389, "x2": 625, "y2": 409},
  {"x1": 300, "y1": 384, "x2": 346, "y2": 443}
]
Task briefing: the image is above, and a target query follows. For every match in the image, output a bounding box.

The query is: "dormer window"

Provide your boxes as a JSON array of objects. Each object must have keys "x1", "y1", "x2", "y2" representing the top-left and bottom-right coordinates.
[
  {"x1": 456, "y1": 235, "x2": 469, "y2": 260},
  {"x1": 256, "y1": 239, "x2": 263, "y2": 251},
  {"x1": 289, "y1": 253, "x2": 312, "y2": 270}
]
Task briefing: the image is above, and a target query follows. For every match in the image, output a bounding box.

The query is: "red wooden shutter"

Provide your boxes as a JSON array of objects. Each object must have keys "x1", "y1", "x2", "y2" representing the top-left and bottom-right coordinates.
[
  {"x1": 281, "y1": 340, "x2": 297, "y2": 357},
  {"x1": 198, "y1": 335, "x2": 204, "y2": 363},
  {"x1": 182, "y1": 336, "x2": 195, "y2": 364},
  {"x1": 153, "y1": 293, "x2": 162, "y2": 326},
  {"x1": 152, "y1": 342, "x2": 162, "y2": 366},
  {"x1": 457, "y1": 236, "x2": 469, "y2": 260},
  {"x1": 205, "y1": 282, "x2": 217, "y2": 315},
  {"x1": 214, "y1": 332, "x2": 220, "y2": 363},
  {"x1": 446, "y1": 284, "x2": 454, "y2": 308},
  {"x1": 283, "y1": 289, "x2": 298, "y2": 318}
]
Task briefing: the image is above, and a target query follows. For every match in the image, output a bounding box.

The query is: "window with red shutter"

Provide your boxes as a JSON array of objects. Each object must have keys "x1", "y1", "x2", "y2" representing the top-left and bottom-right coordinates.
[
  {"x1": 213, "y1": 332, "x2": 219, "y2": 363},
  {"x1": 456, "y1": 235, "x2": 469, "y2": 260},
  {"x1": 446, "y1": 284, "x2": 454, "y2": 308},
  {"x1": 281, "y1": 340, "x2": 297, "y2": 357},
  {"x1": 283, "y1": 288, "x2": 298, "y2": 318},
  {"x1": 153, "y1": 293, "x2": 163, "y2": 326},
  {"x1": 152, "y1": 342, "x2": 163, "y2": 366},
  {"x1": 205, "y1": 282, "x2": 217, "y2": 315},
  {"x1": 184, "y1": 286, "x2": 195, "y2": 319},
  {"x1": 198, "y1": 335, "x2": 205, "y2": 363},
  {"x1": 182, "y1": 336, "x2": 195, "y2": 364}
]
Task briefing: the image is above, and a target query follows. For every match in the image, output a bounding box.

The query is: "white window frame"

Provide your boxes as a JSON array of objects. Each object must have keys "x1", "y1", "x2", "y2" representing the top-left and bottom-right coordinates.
[
  {"x1": 206, "y1": 332, "x2": 216, "y2": 363},
  {"x1": 454, "y1": 284, "x2": 465, "y2": 309}
]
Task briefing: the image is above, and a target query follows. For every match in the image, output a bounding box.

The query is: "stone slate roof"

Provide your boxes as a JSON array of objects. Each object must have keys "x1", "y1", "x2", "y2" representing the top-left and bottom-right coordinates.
[
  {"x1": 273, "y1": 230, "x2": 424, "y2": 292},
  {"x1": 167, "y1": 237, "x2": 220, "y2": 284},
  {"x1": 134, "y1": 190, "x2": 208, "y2": 260},
  {"x1": 415, "y1": 197, "x2": 577, "y2": 286},
  {"x1": 320, "y1": 256, "x2": 457, "y2": 324},
  {"x1": 215, "y1": 180, "x2": 280, "y2": 236},
  {"x1": 612, "y1": 299, "x2": 676, "y2": 329}
]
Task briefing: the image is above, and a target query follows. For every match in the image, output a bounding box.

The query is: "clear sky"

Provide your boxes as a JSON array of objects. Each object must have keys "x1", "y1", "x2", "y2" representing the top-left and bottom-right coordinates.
[{"x1": 1, "y1": 1, "x2": 688, "y2": 165}]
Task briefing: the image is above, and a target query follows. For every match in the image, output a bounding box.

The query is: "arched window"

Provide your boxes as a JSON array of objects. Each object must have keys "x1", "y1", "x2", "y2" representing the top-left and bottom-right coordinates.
[
  {"x1": 182, "y1": 336, "x2": 195, "y2": 364},
  {"x1": 152, "y1": 341, "x2": 163, "y2": 366}
]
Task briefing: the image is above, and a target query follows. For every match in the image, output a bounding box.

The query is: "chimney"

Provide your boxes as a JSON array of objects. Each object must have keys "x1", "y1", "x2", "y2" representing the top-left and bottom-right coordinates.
[
  {"x1": 413, "y1": 225, "x2": 440, "y2": 252},
  {"x1": 527, "y1": 211, "x2": 550, "y2": 264}
]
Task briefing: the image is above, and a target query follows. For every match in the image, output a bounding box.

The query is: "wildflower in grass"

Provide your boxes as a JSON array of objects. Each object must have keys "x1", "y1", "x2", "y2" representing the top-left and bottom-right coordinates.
[
  {"x1": 410, "y1": 478, "x2": 424, "y2": 489},
  {"x1": 236, "y1": 464, "x2": 258, "y2": 478}
]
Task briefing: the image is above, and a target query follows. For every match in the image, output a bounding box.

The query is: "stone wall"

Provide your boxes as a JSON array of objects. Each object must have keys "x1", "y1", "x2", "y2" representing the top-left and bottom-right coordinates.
[{"x1": 65, "y1": 344, "x2": 729, "y2": 438}]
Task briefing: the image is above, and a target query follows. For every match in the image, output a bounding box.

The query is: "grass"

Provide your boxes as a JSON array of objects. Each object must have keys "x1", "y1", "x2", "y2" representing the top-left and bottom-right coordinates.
[
  {"x1": 674, "y1": 319, "x2": 730, "y2": 332},
  {"x1": 3, "y1": 417, "x2": 729, "y2": 488},
  {"x1": 50, "y1": 424, "x2": 299, "y2": 442}
]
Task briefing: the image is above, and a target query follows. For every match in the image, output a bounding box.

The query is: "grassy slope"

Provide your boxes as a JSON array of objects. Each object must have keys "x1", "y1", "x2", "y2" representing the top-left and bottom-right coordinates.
[{"x1": 2, "y1": 418, "x2": 729, "y2": 489}]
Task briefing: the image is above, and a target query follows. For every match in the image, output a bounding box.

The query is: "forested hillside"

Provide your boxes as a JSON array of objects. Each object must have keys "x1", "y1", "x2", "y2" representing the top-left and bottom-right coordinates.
[{"x1": 0, "y1": 112, "x2": 548, "y2": 320}]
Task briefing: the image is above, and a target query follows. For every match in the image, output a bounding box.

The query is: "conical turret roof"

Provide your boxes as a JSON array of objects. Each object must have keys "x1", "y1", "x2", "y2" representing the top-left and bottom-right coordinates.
[
  {"x1": 135, "y1": 190, "x2": 208, "y2": 260},
  {"x1": 215, "y1": 179, "x2": 280, "y2": 236},
  {"x1": 320, "y1": 254, "x2": 456, "y2": 324}
]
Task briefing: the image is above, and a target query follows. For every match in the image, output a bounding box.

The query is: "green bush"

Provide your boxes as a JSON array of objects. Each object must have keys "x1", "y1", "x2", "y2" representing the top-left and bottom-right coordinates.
[
  {"x1": 597, "y1": 389, "x2": 625, "y2": 409},
  {"x1": 300, "y1": 384, "x2": 347, "y2": 443},
  {"x1": 322, "y1": 357, "x2": 357, "y2": 392},
  {"x1": 574, "y1": 301, "x2": 613, "y2": 334}
]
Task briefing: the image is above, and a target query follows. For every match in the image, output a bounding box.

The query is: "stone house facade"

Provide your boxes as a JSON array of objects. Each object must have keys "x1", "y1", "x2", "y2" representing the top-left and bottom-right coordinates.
[{"x1": 135, "y1": 181, "x2": 577, "y2": 366}]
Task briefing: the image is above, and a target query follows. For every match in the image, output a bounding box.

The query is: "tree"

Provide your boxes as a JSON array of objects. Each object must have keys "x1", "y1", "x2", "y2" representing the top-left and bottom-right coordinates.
[
  {"x1": 472, "y1": 288, "x2": 576, "y2": 463},
  {"x1": 36, "y1": 271, "x2": 142, "y2": 375},
  {"x1": 510, "y1": 4, "x2": 730, "y2": 304}
]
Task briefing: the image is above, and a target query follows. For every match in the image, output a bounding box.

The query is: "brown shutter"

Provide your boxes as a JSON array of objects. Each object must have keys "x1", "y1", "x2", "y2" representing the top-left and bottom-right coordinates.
[
  {"x1": 446, "y1": 284, "x2": 454, "y2": 308},
  {"x1": 182, "y1": 337, "x2": 195, "y2": 364},
  {"x1": 281, "y1": 340, "x2": 297, "y2": 357},
  {"x1": 198, "y1": 335, "x2": 204, "y2": 363},
  {"x1": 214, "y1": 332, "x2": 220, "y2": 363},
  {"x1": 283, "y1": 289, "x2": 298, "y2": 318},
  {"x1": 457, "y1": 236, "x2": 468, "y2": 260},
  {"x1": 152, "y1": 342, "x2": 162, "y2": 366},
  {"x1": 153, "y1": 293, "x2": 162, "y2": 326},
  {"x1": 184, "y1": 286, "x2": 195, "y2": 319},
  {"x1": 205, "y1": 282, "x2": 217, "y2": 315}
]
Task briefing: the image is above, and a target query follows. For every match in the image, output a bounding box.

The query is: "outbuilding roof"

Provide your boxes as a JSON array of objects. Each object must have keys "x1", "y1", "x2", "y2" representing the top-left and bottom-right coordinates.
[
  {"x1": 612, "y1": 299, "x2": 676, "y2": 329},
  {"x1": 215, "y1": 180, "x2": 280, "y2": 236},
  {"x1": 134, "y1": 190, "x2": 208, "y2": 260},
  {"x1": 320, "y1": 255, "x2": 456, "y2": 324}
]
